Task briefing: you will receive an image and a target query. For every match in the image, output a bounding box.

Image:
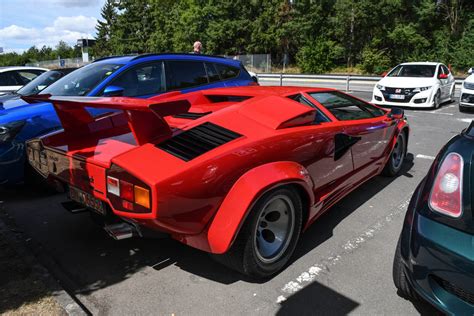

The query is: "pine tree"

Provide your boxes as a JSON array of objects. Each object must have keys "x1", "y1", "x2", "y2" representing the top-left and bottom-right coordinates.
[{"x1": 95, "y1": 0, "x2": 118, "y2": 57}]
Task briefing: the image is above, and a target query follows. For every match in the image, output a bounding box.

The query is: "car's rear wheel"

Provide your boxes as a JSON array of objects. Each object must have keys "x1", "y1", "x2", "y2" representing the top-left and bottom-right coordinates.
[
  {"x1": 393, "y1": 236, "x2": 418, "y2": 300},
  {"x1": 382, "y1": 131, "x2": 406, "y2": 176},
  {"x1": 433, "y1": 90, "x2": 441, "y2": 109},
  {"x1": 214, "y1": 186, "x2": 303, "y2": 279},
  {"x1": 449, "y1": 87, "x2": 455, "y2": 103}
]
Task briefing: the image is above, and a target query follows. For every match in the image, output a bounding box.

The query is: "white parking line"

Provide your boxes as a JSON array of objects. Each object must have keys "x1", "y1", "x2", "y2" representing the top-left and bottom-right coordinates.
[
  {"x1": 412, "y1": 110, "x2": 453, "y2": 116},
  {"x1": 276, "y1": 196, "x2": 412, "y2": 304},
  {"x1": 458, "y1": 118, "x2": 473, "y2": 123},
  {"x1": 415, "y1": 154, "x2": 435, "y2": 160}
]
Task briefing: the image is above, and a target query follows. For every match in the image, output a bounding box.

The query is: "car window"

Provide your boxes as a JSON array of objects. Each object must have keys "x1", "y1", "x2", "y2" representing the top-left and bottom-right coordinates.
[
  {"x1": 16, "y1": 71, "x2": 63, "y2": 96},
  {"x1": 166, "y1": 61, "x2": 208, "y2": 90},
  {"x1": 441, "y1": 65, "x2": 450, "y2": 75},
  {"x1": 205, "y1": 63, "x2": 220, "y2": 83},
  {"x1": 287, "y1": 93, "x2": 330, "y2": 124},
  {"x1": 214, "y1": 63, "x2": 240, "y2": 80},
  {"x1": 388, "y1": 64, "x2": 436, "y2": 77},
  {"x1": 16, "y1": 70, "x2": 43, "y2": 84},
  {"x1": 41, "y1": 63, "x2": 122, "y2": 96},
  {"x1": 0, "y1": 71, "x2": 23, "y2": 86},
  {"x1": 309, "y1": 91, "x2": 385, "y2": 121},
  {"x1": 105, "y1": 62, "x2": 165, "y2": 97}
]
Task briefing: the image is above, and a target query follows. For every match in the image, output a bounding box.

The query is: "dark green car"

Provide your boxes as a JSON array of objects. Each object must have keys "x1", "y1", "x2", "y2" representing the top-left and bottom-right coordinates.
[{"x1": 393, "y1": 121, "x2": 474, "y2": 314}]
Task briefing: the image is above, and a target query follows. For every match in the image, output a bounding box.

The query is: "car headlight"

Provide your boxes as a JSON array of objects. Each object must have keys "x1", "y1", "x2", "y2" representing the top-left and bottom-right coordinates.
[
  {"x1": 464, "y1": 82, "x2": 474, "y2": 90},
  {"x1": 0, "y1": 120, "x2": 26, "y2": 143},
  {"x1": 413, "y1": 86, "x2": 432, "y2": 93},
  {"x1": 376, "y1": 84, "x2": 385, "y2": 91}
]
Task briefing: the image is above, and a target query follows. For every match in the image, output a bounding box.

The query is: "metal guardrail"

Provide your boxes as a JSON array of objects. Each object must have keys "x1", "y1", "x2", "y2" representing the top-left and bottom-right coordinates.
[{"x1": 256, "y1": 73, "x2": 465, "y2": 92}]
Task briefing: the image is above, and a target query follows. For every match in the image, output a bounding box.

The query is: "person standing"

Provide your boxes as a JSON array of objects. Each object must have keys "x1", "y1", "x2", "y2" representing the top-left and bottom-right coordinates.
[{"x1": 192, "y1": 41, "x2": 202, "y2": 54}]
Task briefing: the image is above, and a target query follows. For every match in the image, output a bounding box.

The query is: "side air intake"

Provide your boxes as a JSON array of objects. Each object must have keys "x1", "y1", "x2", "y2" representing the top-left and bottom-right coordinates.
[{"x1": 157, "y1": 122, "x2": 241, "y2": 161}]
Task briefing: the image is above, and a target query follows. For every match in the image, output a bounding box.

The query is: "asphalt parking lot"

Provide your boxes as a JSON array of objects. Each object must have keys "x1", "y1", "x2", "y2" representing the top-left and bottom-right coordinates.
[{"x1": 1, "y1": 88, "x2": 472, "y2": 315}]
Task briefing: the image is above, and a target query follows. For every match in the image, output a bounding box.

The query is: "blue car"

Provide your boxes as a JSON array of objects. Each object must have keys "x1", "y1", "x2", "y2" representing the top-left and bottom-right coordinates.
[
  {"x1": 0, "y1": 54, "x2": 256, "y2": 185},
  {"x1": 393, "y1": 122, "x2": 474, "y2": 314}
]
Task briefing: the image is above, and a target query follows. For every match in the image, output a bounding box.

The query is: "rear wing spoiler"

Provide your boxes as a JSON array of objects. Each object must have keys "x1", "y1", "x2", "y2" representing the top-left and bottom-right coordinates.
[{"x1": 22, "y1": 94, "x2": 190, "y2": 145}]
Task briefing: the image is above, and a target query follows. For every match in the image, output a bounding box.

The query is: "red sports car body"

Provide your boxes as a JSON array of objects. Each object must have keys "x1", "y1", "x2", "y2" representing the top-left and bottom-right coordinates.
[{"x1": 26, "y1": 86, "x2": 409, "y2": 277}]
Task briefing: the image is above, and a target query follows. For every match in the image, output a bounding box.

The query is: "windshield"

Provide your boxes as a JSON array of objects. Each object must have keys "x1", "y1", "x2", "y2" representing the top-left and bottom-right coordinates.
[
  {"x1": 16, "y1": 70, "x2": 64, "y2": 96},
  {"x1": 41, "y1": 63, "x2": 123, "y2": 96},
  {"x1": 387, "y1": 64, "x2": 436, "y2": 78}
]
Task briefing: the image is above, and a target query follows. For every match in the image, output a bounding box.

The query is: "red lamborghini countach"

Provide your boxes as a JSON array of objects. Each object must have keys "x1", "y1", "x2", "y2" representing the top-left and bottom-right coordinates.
[{"x1": 25, "y1": 86, "x2": 409, "y2": 278}]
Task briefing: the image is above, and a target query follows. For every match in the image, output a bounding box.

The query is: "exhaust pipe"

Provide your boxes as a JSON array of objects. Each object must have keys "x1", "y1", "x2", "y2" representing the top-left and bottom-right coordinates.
[{"x1": 104, "y1": 222, "x2": 136, "y2": 240}]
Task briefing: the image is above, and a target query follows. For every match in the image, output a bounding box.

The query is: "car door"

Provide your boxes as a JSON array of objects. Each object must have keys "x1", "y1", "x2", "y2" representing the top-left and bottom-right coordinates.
[
  {"x1": 288, "y1": 93, "x2": 355, "y2": 209},
  {"x1": 441, "y1": 64, "x2": 454, "y2": 99},
  {"x1": 309, "y1": 91, "x2": 397, "y2": 182}
]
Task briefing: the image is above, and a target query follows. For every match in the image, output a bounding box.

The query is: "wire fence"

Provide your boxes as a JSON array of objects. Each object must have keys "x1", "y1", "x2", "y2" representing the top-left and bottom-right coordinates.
[
  {"x1": 224, "y1": 54, "x2": 272, "y2": 73},
  {"x1": 25, "y1": 58, "x2": 89, "y2": 69}
]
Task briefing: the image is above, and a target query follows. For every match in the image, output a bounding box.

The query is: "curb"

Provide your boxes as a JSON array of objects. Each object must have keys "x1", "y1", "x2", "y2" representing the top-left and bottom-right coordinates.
[{"x1": 0, "y1": 201, "x2": 88, "y2": 316}]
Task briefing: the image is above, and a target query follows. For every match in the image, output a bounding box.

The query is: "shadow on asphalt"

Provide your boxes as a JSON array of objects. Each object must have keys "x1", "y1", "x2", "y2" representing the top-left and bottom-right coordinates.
[
  {"x1": 293, "y1": 153, "x2": 415, "y2": 262},
  {"x1": 277, "y1": 280, "x2": 359, "y2": 315},
  {"x1": 0, "y1": 152, "x2": 440, "y2": 313}
]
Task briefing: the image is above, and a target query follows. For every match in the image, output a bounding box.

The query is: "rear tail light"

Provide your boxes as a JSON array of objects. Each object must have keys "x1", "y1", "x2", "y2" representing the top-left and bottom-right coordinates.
[
  {"x1": 120, "y1": 180, "x2": 134, "y2": 202},
  {"x1": 107, "y1": 175, "x2": 151, "y2": 212},
  {"x1": 107, "y1": 177, "x2": 120, "y2": 196},
  {"x1": 134, "y1": 185, "x2": 150, "y2": 208},
  {"x1": 429, "y1": 153, "x2": 463, "y2": 218}
]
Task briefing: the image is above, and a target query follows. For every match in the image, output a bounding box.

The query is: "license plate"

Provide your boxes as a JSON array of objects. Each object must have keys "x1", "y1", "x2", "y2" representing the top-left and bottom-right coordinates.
[
  {"x1": 390, "y1": 94, "x2": 405, "y2": 100},
  {"x1": 69, "y1": 187, "x2": 106, "y2": 215}
]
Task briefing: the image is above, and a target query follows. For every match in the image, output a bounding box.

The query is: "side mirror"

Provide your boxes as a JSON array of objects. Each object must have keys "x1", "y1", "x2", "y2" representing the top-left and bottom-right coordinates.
[
  {"x1": 103, "y1": 85, "x2": 124, "y2": 97},
  {"x1": 388, "y1": 107, "x2": 404, "y2": 120},
  {"x1": 468, "y1": 68, "x2": 473, "y2": 75},
  {"x1": 381, "y1": 71, "x2": 388, "y2": 77},
  {"x1": 438, "y1": 73, "x2": 448, "y2": 80}
]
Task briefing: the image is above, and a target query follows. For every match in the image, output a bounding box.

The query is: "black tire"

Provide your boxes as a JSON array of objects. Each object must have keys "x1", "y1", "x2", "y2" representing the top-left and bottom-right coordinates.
[
  {"x1": 459, "y1": 104, "x2": 467, "y2": 112},
  {"x1": 213, "y1": 186, "x2": 303, "y2": 279},
  {"x1": 393, "y1": 236, "x2": 418, "y2": 300},
  {"x1": 449, "y1": 87, "x2": 455, "y2": 103},
  {"x1": 382, "y1": 131, "x2": 406, "y2": 177},
  {"x1": 433, "y1": 90, "x2": 441, "y2": 109}
]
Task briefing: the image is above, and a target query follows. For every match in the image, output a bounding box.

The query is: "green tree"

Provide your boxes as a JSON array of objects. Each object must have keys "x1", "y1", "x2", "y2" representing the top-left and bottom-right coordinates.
[
  {"x1": 296, "y1": 37, "x2": 343, "y2": 73},
  {"x1": 95, "y1": 0, "x2": 118, "y2": 57}
]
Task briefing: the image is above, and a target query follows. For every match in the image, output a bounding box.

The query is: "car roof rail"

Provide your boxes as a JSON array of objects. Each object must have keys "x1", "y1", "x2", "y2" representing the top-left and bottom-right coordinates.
[
  {"x1": 130, "y1": 53, "x2": 228, "y2": 61},
  {"x1": 92, "y1": 55, "x2": 137, "y2": 63}
]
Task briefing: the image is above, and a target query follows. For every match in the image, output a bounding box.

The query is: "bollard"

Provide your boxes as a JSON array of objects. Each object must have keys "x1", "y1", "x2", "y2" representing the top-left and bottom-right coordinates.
[
  {"x1": 280, "y1": 73, "x2": 283, "y2": 86},
  {"x1": 346, "y1": 75, "x2": 350, "y2": 92}
]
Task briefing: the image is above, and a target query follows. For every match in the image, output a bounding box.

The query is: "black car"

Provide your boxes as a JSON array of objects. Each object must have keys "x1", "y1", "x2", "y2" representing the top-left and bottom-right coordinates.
[
  {"x1": 393, "y1": 121, "x2": 474, "y2": 314},
  {"x1": 0, "y1": 68, "x2": 77, "y2": 104}
]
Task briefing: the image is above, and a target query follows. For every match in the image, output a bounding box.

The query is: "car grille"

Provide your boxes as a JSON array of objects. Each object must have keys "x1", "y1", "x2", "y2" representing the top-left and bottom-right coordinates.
[
  {"x1": 432, "y1": 275, "x2": 474, "y2": 305},
  {"x1": 157, "y1": 122, "x2": 242, "y2": 161},
  {"x1": 172, "y1": 111, "x2": 211, "y2": 120},
  {"x1": 382, "y1": 87, "x2": 417, "y2": 103},
  {"x1": 461, "y1": 93, "x2": 474, "y2": 104}
]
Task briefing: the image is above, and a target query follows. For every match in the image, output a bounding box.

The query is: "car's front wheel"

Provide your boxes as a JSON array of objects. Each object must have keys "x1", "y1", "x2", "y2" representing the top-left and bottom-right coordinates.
[
  {"x1": 382, "y1": 131, "x2": 406, "y2": 176},
  {"x1": 214, "y1": 186, "x2": 303, "y2": 279}
]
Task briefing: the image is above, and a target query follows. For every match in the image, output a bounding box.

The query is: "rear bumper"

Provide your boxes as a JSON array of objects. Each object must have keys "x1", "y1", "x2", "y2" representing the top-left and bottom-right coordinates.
[{"x1": 403, "y1": 212, "x2": 474, "y2": 314}]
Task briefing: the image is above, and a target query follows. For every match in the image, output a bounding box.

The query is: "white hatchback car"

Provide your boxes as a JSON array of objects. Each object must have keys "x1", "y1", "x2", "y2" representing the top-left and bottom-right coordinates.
[
  {"x1": 371, "y1": 62, "x2": 455, "y2": 109},
  {"x1": 459, "y1": 68, "x2": 474, "y2": 112},
  {"x1": 0, "y1": 66, "x2": 48, "y2": 95}
]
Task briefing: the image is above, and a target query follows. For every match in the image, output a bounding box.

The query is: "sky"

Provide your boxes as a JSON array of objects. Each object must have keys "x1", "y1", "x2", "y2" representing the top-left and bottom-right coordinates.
[{"x1": 0, "y1": 0, "x2": 105, "y2": 53}]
